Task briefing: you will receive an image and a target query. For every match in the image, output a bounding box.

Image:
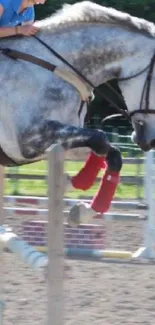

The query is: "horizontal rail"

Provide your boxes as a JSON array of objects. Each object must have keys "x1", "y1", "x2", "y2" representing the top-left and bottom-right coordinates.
[
  {"x1": 4, "y1": 196, "x2": 147, "y2": 210},
  {"x1": 5, "y1": 174, "x2": 144, "y2": 185},
  {"x1": 65, "y1": 157, "x2": 145, "y2": 164},
  {"x1": 3, "y1": 206, "x2": 147, "y2": 221}
]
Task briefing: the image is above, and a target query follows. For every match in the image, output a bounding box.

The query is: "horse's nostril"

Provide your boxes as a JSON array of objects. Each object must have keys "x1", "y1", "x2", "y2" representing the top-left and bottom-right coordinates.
[{"x1": 150, "y1": 139, "x2": 155, "y2": 148}]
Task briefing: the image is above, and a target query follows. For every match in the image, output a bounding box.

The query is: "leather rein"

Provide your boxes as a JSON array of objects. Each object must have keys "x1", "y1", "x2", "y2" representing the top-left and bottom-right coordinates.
[{"x1": 0, "y1": 35, "x2": 155, "y2": 122}]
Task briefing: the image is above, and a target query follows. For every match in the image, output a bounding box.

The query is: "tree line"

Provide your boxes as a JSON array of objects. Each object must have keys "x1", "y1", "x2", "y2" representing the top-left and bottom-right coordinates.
[{"x1": 36, "y1": 0, "x2": 155, "y2": 22}]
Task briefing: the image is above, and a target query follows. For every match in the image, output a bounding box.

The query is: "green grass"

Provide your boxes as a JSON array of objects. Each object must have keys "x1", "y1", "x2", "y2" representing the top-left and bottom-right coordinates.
[
  {"x1": 6, "y1": 159, "x2": 145, "y2": 175},
  {"x1": 4, "y1": 159, "x2": 144, "y2": 199}
]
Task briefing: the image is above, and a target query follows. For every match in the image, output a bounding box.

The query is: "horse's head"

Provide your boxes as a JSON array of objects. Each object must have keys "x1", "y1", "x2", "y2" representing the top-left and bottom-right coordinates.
[
  {"x1": 118, "y1": 53, "x2": 155, "y2": 152},
  {"x1": 131, "y1": 113, "x2": 155, "y2": 152}
]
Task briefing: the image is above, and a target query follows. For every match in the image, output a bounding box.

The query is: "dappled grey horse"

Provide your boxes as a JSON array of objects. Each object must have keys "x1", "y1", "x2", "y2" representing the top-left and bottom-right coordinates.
[{"x1": 1, "y1": 1, "x2": 155, "y2": 219}]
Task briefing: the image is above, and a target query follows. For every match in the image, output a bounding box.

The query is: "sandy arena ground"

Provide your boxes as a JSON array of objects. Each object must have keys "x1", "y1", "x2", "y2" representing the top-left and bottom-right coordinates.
[{"x1": 2, "y1": 219, "x2": 155, "y2": 325}]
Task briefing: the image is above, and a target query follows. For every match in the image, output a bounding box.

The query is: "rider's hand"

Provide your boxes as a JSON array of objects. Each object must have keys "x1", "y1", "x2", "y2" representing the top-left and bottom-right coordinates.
[{"x1": 16, "y1": 24, "x2": 39, "y2": 36}]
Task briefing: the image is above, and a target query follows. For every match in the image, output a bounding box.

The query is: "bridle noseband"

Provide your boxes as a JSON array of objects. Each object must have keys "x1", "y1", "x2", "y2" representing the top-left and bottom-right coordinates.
[{"x1": 1, "y1": 35, "x2": 155, "y2": 123}]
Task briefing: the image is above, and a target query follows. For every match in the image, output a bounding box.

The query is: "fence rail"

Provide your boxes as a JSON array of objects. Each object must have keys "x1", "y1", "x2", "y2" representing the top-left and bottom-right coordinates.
[
  {"x1": 65, "y1": 157, "x2": 145, "y2": 164},
  {"x1": 5, "y1": 173, "x2": 144, "y2": 185},
  {"x1": 5, "y1": 157, "x2": 145, "y2": 185}
]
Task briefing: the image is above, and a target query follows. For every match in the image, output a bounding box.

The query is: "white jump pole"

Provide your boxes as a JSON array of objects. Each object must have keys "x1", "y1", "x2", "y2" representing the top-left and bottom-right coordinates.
[
  {"x1": 133, "y1": 150, "x2": 155, "y2": 259},
  {"x1": 0, "y1": 166, "x2": 4, "y2": 325},
  {"x1": 0, "y1": 225, "x2": 48, "y2": 269},
  {"x1": 47, "y1": 145, "x2": 65, "y2": 325},
  {"x1": 144, "y1": 150, "x2": 155, "y2": 258}
]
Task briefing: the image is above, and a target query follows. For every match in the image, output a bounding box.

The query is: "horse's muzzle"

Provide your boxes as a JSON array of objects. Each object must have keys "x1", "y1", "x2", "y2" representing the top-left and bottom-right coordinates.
[{"x1": 131, "y1": 127, "x2": 151, "y2": 152}]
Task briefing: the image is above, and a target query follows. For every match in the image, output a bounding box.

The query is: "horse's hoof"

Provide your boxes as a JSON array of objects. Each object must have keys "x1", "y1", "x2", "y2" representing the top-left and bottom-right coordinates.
[
  {"x1": 67, "y1": 202, "x2": 96, "y2": 227},
  {"x1": 67, "y1": 203, "x2": 81, "y2": 227},
  {"x1": 64, "y1": 173, "x2": 73, "y2": 191}
]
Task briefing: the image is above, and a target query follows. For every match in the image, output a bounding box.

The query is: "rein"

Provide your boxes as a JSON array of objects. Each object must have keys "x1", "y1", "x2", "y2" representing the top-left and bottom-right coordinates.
[
  {"x1": 0, "y1": 37, "x2": 128, "y2": 120},
  {"x1": 34, "y1": 36, "x2": 155, "y2": 120},
  {"x1": 0, "y1": 35, "x2": 155, "y2": 122},
  {"x1": 129, "y1": 53, "x2": 155, "y2": 118},
  {"x1": 34, "y1": 35, "x2": 129, "y2": 119}
]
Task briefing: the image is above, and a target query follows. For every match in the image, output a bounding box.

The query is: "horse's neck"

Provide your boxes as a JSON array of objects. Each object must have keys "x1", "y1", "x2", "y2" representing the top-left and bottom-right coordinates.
[{"x1": 40, "y1": 24, "x2": 155, "y2": 87}]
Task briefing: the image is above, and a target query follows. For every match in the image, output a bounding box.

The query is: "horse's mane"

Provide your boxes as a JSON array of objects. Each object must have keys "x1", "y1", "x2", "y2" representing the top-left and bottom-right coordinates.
[{"x1": 35, "y1": 1, "x2": 155, "y2": 38}]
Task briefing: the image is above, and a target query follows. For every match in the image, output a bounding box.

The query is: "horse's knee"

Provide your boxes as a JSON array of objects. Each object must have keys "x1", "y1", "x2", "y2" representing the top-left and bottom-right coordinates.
[{"x1": 106, "y1": 147, "x2": 122, "y2": 171}]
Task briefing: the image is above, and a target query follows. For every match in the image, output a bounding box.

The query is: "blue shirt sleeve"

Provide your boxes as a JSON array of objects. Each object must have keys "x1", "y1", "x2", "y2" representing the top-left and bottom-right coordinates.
[
  {"x1": 0, "y1": 1, "x2": 35, "y2": 26},
  {"x1": 0, "y1": 0, "x2": 12, "y2": 10},
  {"x1": 22, "y1": 6, "x2": 35, "y2": 23}
]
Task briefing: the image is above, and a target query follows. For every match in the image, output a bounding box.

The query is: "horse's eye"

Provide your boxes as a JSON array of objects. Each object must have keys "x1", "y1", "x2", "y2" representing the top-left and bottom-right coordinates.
[{"x1": 137, "y1": 120, "x2": 144, "y2": 126}]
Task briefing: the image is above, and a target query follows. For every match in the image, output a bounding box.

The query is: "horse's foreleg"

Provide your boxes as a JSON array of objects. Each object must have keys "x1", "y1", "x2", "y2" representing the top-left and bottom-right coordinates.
[
  {"x1": 91, "y1": 146, "x2": 122, "y2": 212},
  {"x1": 71, "y1": 152, "x2": 107, "y2": 190},
  {"x1": 20, "y1": 121, "x2": 111, "y2": 159},
  {"x1": 45, "y1": 122, "x2": 110, "y2": 194},
  {"x1": 68, "y1": 146, "x2": 122, "y2": 226},
  {"x1": 51, "y1": 121, "x2": 111, "y2": 155},
  {"x1": 69, "y1": 146, "x2": 121, "y2": 192}
]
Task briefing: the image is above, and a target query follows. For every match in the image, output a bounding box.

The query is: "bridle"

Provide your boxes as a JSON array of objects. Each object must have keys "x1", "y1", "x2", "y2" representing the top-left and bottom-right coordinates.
[
  {"x1": 1, "y1": 35, "x2": 155, "y2": 123},
  {"x1": 120, "y1": 52, "x2": 155, "y2": 119}
]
